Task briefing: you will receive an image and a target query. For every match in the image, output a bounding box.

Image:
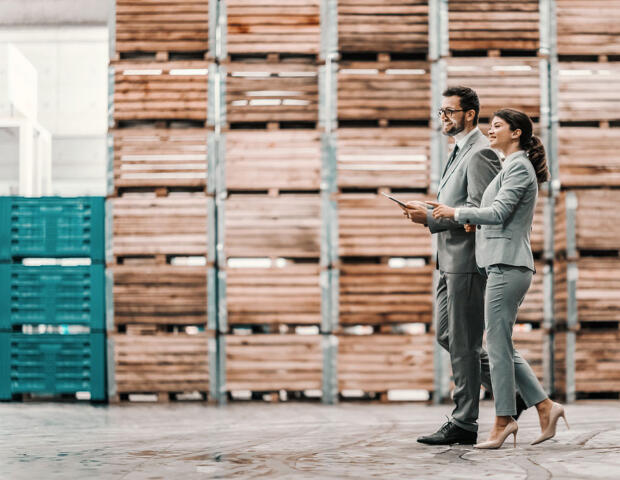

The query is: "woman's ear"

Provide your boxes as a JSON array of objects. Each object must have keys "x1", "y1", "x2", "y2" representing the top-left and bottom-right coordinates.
[{"x1": 512, "y1": 128, "x2": 522, "y2": 140}]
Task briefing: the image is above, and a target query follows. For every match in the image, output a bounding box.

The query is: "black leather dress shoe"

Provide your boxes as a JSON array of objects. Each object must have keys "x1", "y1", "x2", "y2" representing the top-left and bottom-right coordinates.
[
  {"x1": 513, "y1": 393, "x2": 528, "y2": 420},
  {"x1": 417, "y1": 421, "x2": 477, "y2": 445}
]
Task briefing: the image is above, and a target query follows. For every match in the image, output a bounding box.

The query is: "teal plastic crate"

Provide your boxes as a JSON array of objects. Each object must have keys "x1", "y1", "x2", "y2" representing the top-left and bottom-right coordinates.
[
  {"x1": 0, "y1": 264, "x2": 105, "y2": 330},
  {"x1": 0, "y1": 197, "x2": 105, "y2": 261},
  {"x1": 0, "y1": 332, "x2": 106, "y2": 401}
]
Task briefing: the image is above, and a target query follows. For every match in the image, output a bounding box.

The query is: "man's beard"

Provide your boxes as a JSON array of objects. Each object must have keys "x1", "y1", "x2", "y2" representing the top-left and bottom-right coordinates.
[{"x1": 443, "y1": 120, "x2": 465, "y2": 137}]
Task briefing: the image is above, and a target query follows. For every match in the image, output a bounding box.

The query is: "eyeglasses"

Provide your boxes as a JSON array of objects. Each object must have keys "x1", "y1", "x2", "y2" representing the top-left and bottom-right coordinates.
[{"x1": 437, "y1": 108, "x2": 464, "y2": 118}]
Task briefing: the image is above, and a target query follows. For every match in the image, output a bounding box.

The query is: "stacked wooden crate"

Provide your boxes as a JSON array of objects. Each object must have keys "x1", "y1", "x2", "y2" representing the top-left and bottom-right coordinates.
[
  {"x1": 108, "y1": 2, "x2": 211, "y2": 402},
  {"x1": 553, "y1": 9, "x2": 620, "y2": 398},
  {"x1": 220, "y1": 3, "x2": 324, "y2": 402}
]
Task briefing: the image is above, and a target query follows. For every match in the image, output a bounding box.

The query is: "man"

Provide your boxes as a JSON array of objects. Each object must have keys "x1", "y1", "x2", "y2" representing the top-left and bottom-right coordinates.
[{"x1": 404, "y1": 87, "x2": 522, "y2": 445}]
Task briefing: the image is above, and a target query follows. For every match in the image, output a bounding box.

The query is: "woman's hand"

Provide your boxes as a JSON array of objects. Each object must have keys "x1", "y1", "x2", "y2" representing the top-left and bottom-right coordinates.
[{"x1": 426, "y1": 201, "x2": 456, "y2": 220}]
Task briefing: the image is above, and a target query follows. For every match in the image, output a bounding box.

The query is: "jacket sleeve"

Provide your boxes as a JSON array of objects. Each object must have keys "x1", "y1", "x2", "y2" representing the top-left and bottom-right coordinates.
[
  {"x1": 427, "y1": 147, "x2": 501, "y2": 233},
  {"x1": 457, "y1": 159, "x2": 531, "y2": 225}
]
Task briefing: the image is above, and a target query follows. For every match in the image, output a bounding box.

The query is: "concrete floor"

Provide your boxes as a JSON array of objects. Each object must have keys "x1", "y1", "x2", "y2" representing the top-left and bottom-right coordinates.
[{"x1": 1, "y1": 400, "x2": 620, "y2": 479}]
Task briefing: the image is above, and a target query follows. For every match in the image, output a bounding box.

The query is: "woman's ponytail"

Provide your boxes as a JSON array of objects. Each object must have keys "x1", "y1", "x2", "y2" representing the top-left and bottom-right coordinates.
[{"x1": 525, "y1": 135, "x2": 549, "y2": 184}]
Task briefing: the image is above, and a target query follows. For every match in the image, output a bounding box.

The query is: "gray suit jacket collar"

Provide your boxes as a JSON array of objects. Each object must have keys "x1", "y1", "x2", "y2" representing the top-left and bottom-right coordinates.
[{"x1": 438, "y1": 129, "x2": 484, "y2": 192}]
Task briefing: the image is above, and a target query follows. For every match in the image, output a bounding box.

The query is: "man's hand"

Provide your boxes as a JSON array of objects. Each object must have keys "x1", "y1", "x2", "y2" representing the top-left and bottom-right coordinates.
[
  {"x1": 464, "y1": 224, "x2": 476, "y2": 233},
  {"x1": 402, "y1": 200, "x2": 429, "y2": 224}
]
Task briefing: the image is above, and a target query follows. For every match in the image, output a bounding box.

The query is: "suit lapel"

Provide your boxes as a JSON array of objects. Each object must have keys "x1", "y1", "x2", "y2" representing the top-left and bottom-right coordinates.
[{"x1": 438, "y1": 130, "x2": 482, "y2": 192}]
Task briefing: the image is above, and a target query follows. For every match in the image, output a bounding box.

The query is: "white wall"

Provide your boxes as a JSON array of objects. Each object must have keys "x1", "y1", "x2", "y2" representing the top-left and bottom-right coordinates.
[{"x1": 0, "y1": 26, "x2": 108, "y2": 195}]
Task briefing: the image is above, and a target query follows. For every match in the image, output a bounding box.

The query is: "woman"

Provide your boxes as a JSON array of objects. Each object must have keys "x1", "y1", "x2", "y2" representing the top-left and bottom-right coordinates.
[{"x1": 427, "y1": 108, "x2": 568, "y2": 449}]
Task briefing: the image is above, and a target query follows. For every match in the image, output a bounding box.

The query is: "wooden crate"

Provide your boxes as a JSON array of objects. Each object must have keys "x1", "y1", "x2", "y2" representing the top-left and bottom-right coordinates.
[
  {"x1": 115, "y1": 0, "x2": 209, "y2": 56},
  {"x1": 113, "y1": 61, "x2": 208, "y2": 122},
  {"x1": 554, "y1": 189, "x2": 620, "y2": 253},
  {"x1": 225, "y1": 334, "x2": 322, "y2": 391},
  {"x1": 226, "y1": 62, "x2": 318, "y2": 124},
  {"x1": 338, "y1": 61, "x2": 431, "y2": 122},
  {"x1": 112, "y1": 265, "x2": 207, "y2": 327},
  {"x1": 337, "y1": 127, "x2": 430, "y2": 189},
  {"x1": 555, "y1": 330, "x2": 620, "y2": 394},
  {"x1": 112, "y1": 129, "x2": 208, "y2": 190},
  {"x1": 517, "y1": 261, "x2": 545, "y2": 324},
  {"x1": 111, "y1": 332, "x2": 210, "y2": 394},
  {"x1": 338, "y1": 193, "x2": 433, "y2": 257},
  {"x1": 338, "y1": 0, "x2": 428, "y2": 54},
  {"x1": 112, "y1": 195, "x2": 208, "y2": 258},
  {"x1": 530, "y1": 194, "x2": 546, "y2": 254},
  {"x1": 227, "y1": 0, "x2": 320, "y2": 56},
  {"x1": 446, "y1": 58, "x2": 540, "y2": 120},
  {"x1": 339, "y1": 263, "x2": 433, "y2": 326},
  {"x1": 557, "y1": 0, "x2": 620, "y2": 56},
  {"x1": 559, "y1": 127, "x2": 620, "y2": 187},
  {"x1": 227, "y1": 264, "x2": 321, "y2": 327},
  {"x1": 559, "y1": 62, "x2": 620, "y2": 123},
  {"x1": 512, "y1": 328, "x2": 544, "y2": 383},
  {"x1": 226, "y1": 130, "x2": 321, "y2": 191},
  {"x1": 448, "y1": 0, "x2": 539, "y2": 52},
  {"x1": 338, "y1": 333, "x2": 434, "y2": 392}
]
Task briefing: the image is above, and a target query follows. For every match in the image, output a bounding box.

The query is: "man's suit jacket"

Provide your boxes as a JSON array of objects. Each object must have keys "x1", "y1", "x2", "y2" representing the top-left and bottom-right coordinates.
[
  {"x1": 426, "y1": 129, "x2": 501, "y2": 273},
  {"x1": 456, "y1": 151, "x2": 537, "y2": 271}
]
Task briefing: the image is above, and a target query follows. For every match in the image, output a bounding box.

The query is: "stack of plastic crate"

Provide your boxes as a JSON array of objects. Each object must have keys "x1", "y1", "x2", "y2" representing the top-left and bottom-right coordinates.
[{"x1": 0, "y1": 197, "x2": 106, "y2": 402}]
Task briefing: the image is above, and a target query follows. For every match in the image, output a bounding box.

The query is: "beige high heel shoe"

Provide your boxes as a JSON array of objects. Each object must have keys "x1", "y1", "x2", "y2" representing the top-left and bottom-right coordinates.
[
  {"x1": 474, "y1": 420, "x2": 518, "y2": 449},
  {"x1": 531, "y1": 402, "x2": 569, "y2": 445}
]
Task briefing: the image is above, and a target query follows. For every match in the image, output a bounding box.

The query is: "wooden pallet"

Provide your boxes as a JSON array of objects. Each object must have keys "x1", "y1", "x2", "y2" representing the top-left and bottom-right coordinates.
[
  {"x1": 110, "y1": 331, "x2": 211, "y2": 397},
  {"x1": 559, "y1": 62, "x2": 620, "y2": 123},
  {"x1": 115, "y1": 0, "x2": 209, "y2": 57},
  {"x1": 226, "y1": 264, "x2": 321, "y2": 328},
  {"x1": 448, "y1": 0, "x2": 539, "y2": 53},
  {"x1": 337, "y1": 127, "x2": 430, "y2": 190},
  {"x1": 338, "y1": 333, "x2": 434, "y2": 393},
  {"x1": 339, "y1": 263, "x2": 433, "y2": 326},
  {"x1": 557, "y1": 0, "x2": 620, "y2": 56},
  {"x1": 559, "y1": 127, "x2": 620, "y2": 187},
  {"x1": 512, "y1": 327, "x2": 545, "y2": 383},
  {"x1": 554, "y1": 189, "x2": 620, "y2": 254},
  {"x1": 111, "y1": 195, "x2": 208, "y2": 259},
  {"x1": 112, "y1": 264, "x2": 207, "y2": 328},
  {"x1": 338, "y1": 192, "x2": 433, "y2": 258},
  {"x1": 338, "y1": 60, "x2": 430, "y2": 123},
  {"x1": 113, "y1": 61, "x2": 208, "y2": 123},
  {"x1": 555, "y1": 329, "x2": 620, "y2": 394},
  {"x1": 225, "y1": 334, "x2": 322, "y2": 392},
  {"x1": 111, "y1": 128, "x2": 208, "y2": 191},
  {"x1": 446, "y1": 58, "x2": 540, "y2": 120},
  {"x1": 338, "y1": 0, "x2": 428, "y2": 54},
  {"x1": 226, "y1": 130, "x2": 321, "y2": 191},
  {"x1": 226, "y1": 62, "x2": 318, "y2": 124},
  {"x1": 227, "y1": 0, "x2": 320, "y2": 56},
  {"x1": 225, "y1": 194, "x2": 321, "y2": 258}
]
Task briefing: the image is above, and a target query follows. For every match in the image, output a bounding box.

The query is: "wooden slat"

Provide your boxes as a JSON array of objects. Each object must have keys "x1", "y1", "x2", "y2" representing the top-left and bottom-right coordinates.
[
  {"x1": 112, "y1": 332, "x2": 210, "y2": 393},
  {"x1": 112, "y1": 264, "x2": 207, "y2": 326},
  {"x1": 112, "y1": 128, "x2": 208, "y2": 189},
  {"x1": 226, "y1": 62, "x2": 318, "y2": 123},
  {"x1": 446, "y1": 58, "x2": 540, "y2": 120},
  {"x1": 227, "y1": 264, "x2": 321, "y2": 326},
  {"x1": 557, "y1": 1, "x2": 620, "y2": 56},
  {"x1": 115, "y1": 0, "x2": 209, "y2": 54},
  {"x1": 337, "y1": 128, "x2": 430, "y2": 189},
  {"x1": 338, "y1": 193, "x2": 433, "y2": 257},
  {"x1": 513, "y1": 328, "x2": 545, "y2": 383},
  {"x1": 226, "y1": 130, "x2": 321, "y2": 190},
  {"x1": 449, "y1": 1, "x2": 539, "y2": 51},
  {"x1": 225, "y1": 334, "x2": 322, "y2": 391},
  {"x1": 338, "y1": 0, "x2": 428, "y2": 53},
  {"x1": 112, "y1": 195, "x2": 208, "y2": 257},
  {"x1": 338, "y1": 61, "x2": 431, "y2": 122},
  {"x1": 339, "y1": 264, "x2": 433, "y2": 325},
  {"x1": 338, "y1": 333, "x2": 434, "y2": 391},
  {"x1": 559, "y1": 62, "x2": 620, "y2": 122},
  {"x1": 113, "y1": 61, "x2": 208, "y2": 122},
  {"x1": 225, "y1": 194, "x2": 321, "y2": 258}
]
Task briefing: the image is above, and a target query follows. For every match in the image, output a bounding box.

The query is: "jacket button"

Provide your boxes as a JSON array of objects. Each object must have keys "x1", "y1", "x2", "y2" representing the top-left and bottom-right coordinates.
[{"x1": 476, "y1": 225, "x2": 481, "y2": 230}]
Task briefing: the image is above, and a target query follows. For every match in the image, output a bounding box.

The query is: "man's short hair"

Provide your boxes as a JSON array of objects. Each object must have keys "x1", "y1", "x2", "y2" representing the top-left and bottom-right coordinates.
[{"x1": 442, "y1": 86, "x2": 480, "y2": 126}]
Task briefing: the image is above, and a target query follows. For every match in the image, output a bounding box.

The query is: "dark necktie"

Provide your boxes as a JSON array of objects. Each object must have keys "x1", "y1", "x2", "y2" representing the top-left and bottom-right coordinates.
[{"x1": 442, "y1": 145, "x2": 460, "y2": 177}]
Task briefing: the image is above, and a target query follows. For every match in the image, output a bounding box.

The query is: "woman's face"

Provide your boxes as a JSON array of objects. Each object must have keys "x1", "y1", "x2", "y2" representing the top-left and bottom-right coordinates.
[{"x1": 488, "y1": 116, "x2": 518, "y2": 153}]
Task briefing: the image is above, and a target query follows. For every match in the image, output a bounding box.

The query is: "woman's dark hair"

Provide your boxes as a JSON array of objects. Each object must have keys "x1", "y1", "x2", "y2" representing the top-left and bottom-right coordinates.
[
  {"x1": 493, "y1": 108, "x2": 549, "y2": 184},
  {"x1": 443, "y1": 86, "x2": 480, "y2": 126}
]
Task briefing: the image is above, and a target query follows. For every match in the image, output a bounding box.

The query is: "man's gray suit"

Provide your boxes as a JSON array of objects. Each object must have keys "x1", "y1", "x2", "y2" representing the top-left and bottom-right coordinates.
[{"x1": 425, "y1": 128, "x2": 501, "y2": 432}]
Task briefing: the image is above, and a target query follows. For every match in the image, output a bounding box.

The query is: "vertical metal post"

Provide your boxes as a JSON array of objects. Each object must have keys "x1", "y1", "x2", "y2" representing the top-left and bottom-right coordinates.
[
  {"x1": 564, "y1": 191, "x2": 578, "y2": 402},
  {"x1": 542, "y1": 264, "x2": 554, "y2": 394},
  {"x1": 322, "y1": 335, "x2": 338, "y2": 404},
  {"x1": 320, "y1": 0, "x2": 338, "y2": 61}
]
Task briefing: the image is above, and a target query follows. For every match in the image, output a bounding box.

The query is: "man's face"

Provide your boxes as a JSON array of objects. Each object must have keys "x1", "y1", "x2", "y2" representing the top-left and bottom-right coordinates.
[{"x1": 440, "y1": 96, "x2": 466, "y2": 137}]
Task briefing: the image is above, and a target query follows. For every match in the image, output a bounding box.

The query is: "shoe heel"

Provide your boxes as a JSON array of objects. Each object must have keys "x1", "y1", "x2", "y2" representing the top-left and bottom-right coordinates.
[
  {"x1": 562, "y1": 412, "x2": 570, "y2": 430},
  {"x1": 513, "y1": 431, "x2": 517, "y2": 448}
]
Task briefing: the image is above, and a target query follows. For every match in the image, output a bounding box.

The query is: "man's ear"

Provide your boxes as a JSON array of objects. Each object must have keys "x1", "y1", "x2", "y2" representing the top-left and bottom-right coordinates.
[{"x1": 465, "y1": 109, "x2": 476, "y2": 125}]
